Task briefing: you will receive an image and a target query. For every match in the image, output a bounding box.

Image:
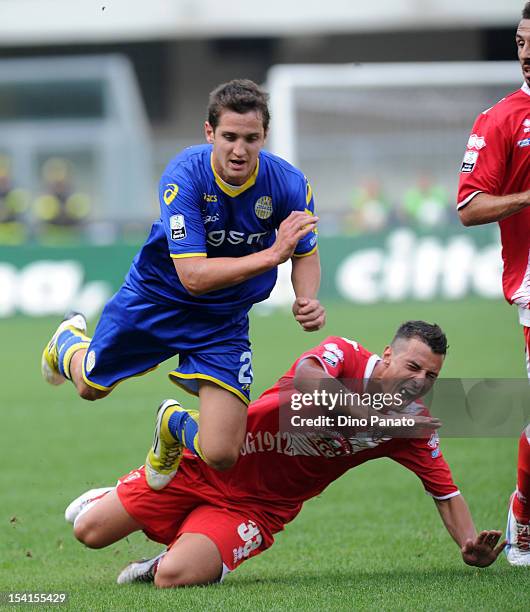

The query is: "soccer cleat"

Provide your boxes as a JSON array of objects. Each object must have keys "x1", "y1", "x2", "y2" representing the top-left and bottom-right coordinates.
[
  {"x1": 145, "y1": 399, "x2": 184, "y2": 491},
  {"x1": 505, "y1": 491, "x2": 530, "y2": 566},
  {"x1": 41, "y1": 312, "x2": 87, "y2": 385},
  {"x1": 116, "y1": 551, "x2": 166, "y2": 585},
  {"x1": 64, "y1": 487, "x2": 114, "y2": 525}
]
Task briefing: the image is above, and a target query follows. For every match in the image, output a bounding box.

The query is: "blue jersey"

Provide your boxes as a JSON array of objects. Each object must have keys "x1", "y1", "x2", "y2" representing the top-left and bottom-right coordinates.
[{"x1": 126, "y1": 144, "x2": 317, "y2": 313}]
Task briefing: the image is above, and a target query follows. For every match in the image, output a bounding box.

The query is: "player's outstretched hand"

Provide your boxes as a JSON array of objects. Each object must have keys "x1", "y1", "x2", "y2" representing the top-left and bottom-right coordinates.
[
  {"x1": 272, "y1": 211, "x2": 318, "y2": 264},
  {"x1": 461, "y1": 530, "x2": 506, "y2": 567},
  {"x1": 292, "y1": 297, "x2": 326, "y2": 332}
]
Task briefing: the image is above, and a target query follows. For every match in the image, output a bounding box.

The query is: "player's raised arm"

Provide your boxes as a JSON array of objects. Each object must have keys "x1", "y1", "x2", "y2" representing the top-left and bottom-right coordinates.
[
  {"x1": 433, "y1": 495, "x2": 506, "y2": 567},
  {"x1": 173, "y1": 210, "x2": 317, "y2": 296}
]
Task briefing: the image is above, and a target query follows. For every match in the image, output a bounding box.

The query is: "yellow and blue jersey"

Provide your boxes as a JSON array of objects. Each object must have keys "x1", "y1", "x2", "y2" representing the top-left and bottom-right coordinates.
[{"x1": 126, "y1": 144, "x2": 317, "y2": 313}]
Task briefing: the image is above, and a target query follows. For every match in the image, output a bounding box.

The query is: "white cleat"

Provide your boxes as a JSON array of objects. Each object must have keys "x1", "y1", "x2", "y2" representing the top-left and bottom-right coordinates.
[
  {"x1": 505, "y1": 492, "x2": 530, "y2": 566},
  {"x1": 65, "y1": 487, "x2": 114, "y2": 525},
  {"x1": 117, "y1": 551, "x2": 166, "y2": 585},
  {"x1": 41, "y1": 312, "x2": 88, "y2": 385}
]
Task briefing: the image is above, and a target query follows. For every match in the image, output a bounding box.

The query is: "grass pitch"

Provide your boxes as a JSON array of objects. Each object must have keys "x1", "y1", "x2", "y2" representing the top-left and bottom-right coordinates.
[{"x1": 1, "y1": 299, "x2": 529, "y2": 611}]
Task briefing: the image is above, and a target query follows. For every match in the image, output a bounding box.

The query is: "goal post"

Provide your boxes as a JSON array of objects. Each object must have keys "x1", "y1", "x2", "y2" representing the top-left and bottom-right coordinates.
[{"x1": 266, "y1": 62, "x2": 522, "y2": 219}]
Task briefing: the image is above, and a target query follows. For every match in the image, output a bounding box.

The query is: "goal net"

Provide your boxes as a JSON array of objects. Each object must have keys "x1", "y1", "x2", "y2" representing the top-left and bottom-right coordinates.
[{"x1": 266, "y1": 62, "x2": 522, "y2": 228}]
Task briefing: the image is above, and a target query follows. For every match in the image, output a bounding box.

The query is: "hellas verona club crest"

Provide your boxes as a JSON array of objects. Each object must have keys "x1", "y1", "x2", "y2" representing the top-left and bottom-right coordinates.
[{"x1": 254, "y1": 196, "x2": 272, "y2": 220}]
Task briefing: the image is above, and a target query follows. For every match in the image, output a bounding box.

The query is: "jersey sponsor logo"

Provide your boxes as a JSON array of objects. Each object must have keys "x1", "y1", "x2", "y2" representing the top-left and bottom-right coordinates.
[
  {"x1": 233, "y1": 521, "x2": 263, "y2": 564},
  {"x1": 170, "y1": 214, "x2": 186, "y2": 240},
  {"x1": 311, "y1": 432, "x2": 353, "y2": 457},
  {"x1": 163, "y1": 183, "x2": 179, "y2": 206},
  {"x1": 460, "y1": 150, "x2": 478, "y2": 173},
  {"x1": 466, "y1": 134, "x2": 486, "y2": 150},
  {"x1": 254, "y1": 196, "x2": 273, "y2": 220},
  {"x1": 86, "y1": 350, "x2": 96, "y2": 373},
  {"x1": 517, "y1": 138, "x2": 530, "y2": 148},
  {"x1": 203, "y1": 193, "x2": 218, "y2": 203},
  {"x1": 239, "y1": 429, "x2": 387, "y2": 459},
  {"x1": 204, "y1": 214, "x2": 220, "y2": 224},
  {"x1": 207, "y1": 229, "x2": 268, "y2": 247}
]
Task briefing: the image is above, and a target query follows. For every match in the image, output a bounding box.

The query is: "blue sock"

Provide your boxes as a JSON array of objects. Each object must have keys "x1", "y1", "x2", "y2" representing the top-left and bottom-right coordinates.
[
  {"x1": 56, "y1": 328, "x2": 90, "y2": 379},
  {"x1": 168, "y1": 408, "x2": 202, "y2": 458}
]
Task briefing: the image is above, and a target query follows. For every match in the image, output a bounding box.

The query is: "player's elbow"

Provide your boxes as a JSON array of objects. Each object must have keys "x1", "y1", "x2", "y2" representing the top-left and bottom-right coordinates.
[
  {"x1": 293, "y1": 359, "x2": 323, "y2": 393},
  {"x1": 177, "y1": 271, "x2": 207, "y2": 296},
  {"x1": 458, "y1": 206, "x2": 474, "y2": 227},
  {"x1": 181, "y1": 278, "x2": 207, "y2": 297},
  {"x1": 174, "y1": 262, "x2": 208, "y2": 296}
]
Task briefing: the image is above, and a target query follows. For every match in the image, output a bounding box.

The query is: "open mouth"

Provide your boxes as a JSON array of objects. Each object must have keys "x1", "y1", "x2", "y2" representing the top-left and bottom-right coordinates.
[
  {"x1": 398, "y1": 385, "x2": 420, "y2": 402},
  {"x1": 229, "y1": 159, "x2": 246, "y2": 170}
]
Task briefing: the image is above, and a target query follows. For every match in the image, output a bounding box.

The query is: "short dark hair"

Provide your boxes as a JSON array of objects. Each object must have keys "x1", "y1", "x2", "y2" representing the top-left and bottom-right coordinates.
[
  {"x1": 392, "y1": 321, "x2": 448, "y2": 355},
  {"x1": 523, "y1": 2, "x2": 530, "y2": 19},
  {"x1": 207, "y1": 79, "x2": 270, "y2": 133}
]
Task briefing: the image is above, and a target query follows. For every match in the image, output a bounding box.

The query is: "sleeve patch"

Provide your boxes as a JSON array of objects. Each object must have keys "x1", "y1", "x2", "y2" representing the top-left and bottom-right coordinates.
[
  {"x1": 170, "y1": 214, "x2": 186, "y2": 240},
  {"x1": 460, "y1": 150, "x2": 479, "y2": 173},
  {"x1": 322, "y1": 343, "x2": 345, "y2": 368}
]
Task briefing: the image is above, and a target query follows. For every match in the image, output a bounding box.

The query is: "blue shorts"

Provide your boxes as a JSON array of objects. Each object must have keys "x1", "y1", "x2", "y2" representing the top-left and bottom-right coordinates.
[{"x1": 82, "y1": 284, "x2": 253, "y2": 404}]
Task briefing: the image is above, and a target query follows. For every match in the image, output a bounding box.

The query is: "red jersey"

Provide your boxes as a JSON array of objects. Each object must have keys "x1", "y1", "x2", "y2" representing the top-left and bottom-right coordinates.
[
  {"x1": 187, "y1": 336, "x2": 458, "y2": 527},
  {"x1": 457, "y1": 84, "x2": 530, "y2": 306}
]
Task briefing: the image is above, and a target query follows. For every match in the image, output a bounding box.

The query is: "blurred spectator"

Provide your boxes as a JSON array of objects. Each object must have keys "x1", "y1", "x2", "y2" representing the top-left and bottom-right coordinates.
[
  {"x1": 401, "y1": 173, "x2": 451, "y2": 228},
  {"x1": 0, "y1": 155, "x2": 30, "y2": 244},
  {"x1": 346, "y1": 178, "x2": 391, "y2": 234},
  {"x1": 33, "y1": 157, "x2": 91, "y2": 243}
]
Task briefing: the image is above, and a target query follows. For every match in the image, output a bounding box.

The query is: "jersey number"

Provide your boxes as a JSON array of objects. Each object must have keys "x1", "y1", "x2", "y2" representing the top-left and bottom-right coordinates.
[{"x1": 238, "y1": 351, "x2": 253, "y2": 384}]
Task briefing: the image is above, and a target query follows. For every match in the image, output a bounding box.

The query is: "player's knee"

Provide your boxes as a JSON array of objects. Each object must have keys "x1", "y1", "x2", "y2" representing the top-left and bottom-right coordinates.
[
  {"x1": 154, "y1": 568, "x2": 188, "y2": 588},
  {"x1": 73, "y1": 519, "x2": 106, "y2": 549},
  {"x1": 77, "y1": 384, "x2": 108, "y2": 402},
  {"x1": 154, "y1": 563, "x2": 219, "y2": 588},
  {"x1": 202, "y1": 449, "x2": 239, "y2": 472}
]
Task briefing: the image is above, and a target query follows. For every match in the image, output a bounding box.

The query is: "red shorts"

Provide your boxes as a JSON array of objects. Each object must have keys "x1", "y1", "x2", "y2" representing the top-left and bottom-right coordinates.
[
  {"x1": 523, "y1": 327, "x2": 530, "y2": 378},
  {"x1": 116, "y1": 459, "x2": 276, "y2": 573}
]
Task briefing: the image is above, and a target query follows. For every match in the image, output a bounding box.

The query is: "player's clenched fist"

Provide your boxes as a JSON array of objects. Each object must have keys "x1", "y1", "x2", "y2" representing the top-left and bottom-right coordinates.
[
  {"x1": 292, "y1": 297, "x2": 326, "y2": 332},
  {"x1": 272, "y1": 211, "x2": 318, "y2": 264}
]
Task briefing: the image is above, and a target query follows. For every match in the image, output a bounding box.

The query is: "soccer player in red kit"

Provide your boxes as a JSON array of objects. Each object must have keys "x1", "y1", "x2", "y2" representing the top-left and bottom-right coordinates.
[
  {"x1": 457, "y1": 3, "x2": 530, "y2": 566},
  {"x1": 64, "y1": 321, "x2": 505, "y2": 587}
]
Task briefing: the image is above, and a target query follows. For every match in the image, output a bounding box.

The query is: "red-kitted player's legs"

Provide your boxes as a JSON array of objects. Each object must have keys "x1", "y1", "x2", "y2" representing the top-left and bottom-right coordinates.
[
  {"x1": 505, "y1": 327, "x2": 530, "y2": 566},
  {"x1": 513, "y1": 426, "x2": 530, "y2": 523}
]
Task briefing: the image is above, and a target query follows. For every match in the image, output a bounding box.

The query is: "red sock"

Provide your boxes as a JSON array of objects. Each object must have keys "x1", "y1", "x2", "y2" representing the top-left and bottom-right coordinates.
[{"x1": 513, "y1": 427, "x2": 530, "y2": 522}]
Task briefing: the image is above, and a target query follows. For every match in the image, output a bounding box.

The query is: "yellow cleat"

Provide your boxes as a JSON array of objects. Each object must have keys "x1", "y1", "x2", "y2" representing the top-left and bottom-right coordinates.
[
  {"x1": 145, "y1": 399, "x2": 186, "y2": 490},
  {"x1": 41, "y1": 312, "x2": 87, "y2": 385}
]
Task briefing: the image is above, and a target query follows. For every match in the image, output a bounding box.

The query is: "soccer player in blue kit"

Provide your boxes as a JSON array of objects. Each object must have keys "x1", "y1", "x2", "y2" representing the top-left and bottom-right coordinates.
[{"x1": 41, "y1": 79, "x2": 324, "y2": 484}]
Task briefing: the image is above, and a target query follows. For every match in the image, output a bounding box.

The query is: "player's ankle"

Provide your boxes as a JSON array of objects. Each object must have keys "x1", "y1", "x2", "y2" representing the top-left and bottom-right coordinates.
[{"x1": 513, "y1": 493, "x2": 530, "y2": 523}]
